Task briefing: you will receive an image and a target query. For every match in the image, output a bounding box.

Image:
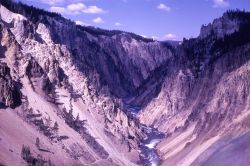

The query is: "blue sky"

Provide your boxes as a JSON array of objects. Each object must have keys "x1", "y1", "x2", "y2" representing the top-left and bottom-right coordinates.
[{"x1": 18, "y1": 0, "x2": 250, "y2": 40}]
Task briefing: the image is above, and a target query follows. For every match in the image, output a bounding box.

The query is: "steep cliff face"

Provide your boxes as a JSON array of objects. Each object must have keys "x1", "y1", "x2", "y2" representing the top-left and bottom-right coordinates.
[
  {"x1": 199, "y1": 13, "x2": 239, "y2": 39},
  {"x1": 200, "y1": 10, "x2": 250, "y2": 39},
  {"x1": 139, "y1": 10, "x2": 250, "y2": 166},
  {"x1": 31, "y1": 11, "x2": 172, "y2": 98}
]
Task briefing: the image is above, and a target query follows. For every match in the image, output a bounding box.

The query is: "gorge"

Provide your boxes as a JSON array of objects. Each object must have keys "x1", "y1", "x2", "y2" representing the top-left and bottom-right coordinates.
[{"x1": 0, "y1": 0, "x2": 250, "y2": 166}]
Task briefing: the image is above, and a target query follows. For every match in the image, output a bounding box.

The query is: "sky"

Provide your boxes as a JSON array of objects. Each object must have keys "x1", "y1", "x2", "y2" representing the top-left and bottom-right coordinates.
[{"x1": 18, "y1": 0, "x2": 250, "y2": 41}]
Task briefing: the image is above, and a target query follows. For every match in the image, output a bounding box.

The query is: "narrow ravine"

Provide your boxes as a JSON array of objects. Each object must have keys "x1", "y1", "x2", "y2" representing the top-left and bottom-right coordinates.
[{"x1": 124, "y1": 103, "x2": 165, "y2": 166}]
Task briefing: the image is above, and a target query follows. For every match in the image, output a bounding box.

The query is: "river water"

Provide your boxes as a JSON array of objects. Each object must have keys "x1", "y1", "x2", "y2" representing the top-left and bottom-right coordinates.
[
  {"x1": 124, "y1": 104, "x2": 165, "y2": 166},
  {"x1": 139, "y1": 125, "x2": 165, "y2": 166}
]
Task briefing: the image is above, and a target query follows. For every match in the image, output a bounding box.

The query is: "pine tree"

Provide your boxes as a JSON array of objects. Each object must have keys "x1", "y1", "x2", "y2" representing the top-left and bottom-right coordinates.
[
  {"x1": 53, "y1": 122, "x2": 59, "y2": 134},
  {"x1": 21, "y1": 145, "x2": 31, "y2": 161},
  {"x1": 35, "y1": 137, "x2": 40, "y2": 149}
]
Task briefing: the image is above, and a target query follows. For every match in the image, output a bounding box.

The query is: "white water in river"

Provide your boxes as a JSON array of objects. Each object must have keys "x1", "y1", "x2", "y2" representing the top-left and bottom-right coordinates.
[
  {"x1": 140, "y1": 125, "x2": 165, "y2": 166},
  {"x1": 145, "y1": 139, "x2": 161, "y2": 149},
  {"x1": 123, "y1": 102, "x2": 165, "y2": 166}
]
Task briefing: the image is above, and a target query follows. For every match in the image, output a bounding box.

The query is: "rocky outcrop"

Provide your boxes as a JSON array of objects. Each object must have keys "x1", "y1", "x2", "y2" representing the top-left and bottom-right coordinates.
[
  {"x1": 0, "y1": 62, "x2": 21, "y2": 108},
  {"x1": 200, "y1": 10, "x2": 250, "y2": 39},
  {"x1": 200, "y1": 13, "x2": 239, "y2": 39}
]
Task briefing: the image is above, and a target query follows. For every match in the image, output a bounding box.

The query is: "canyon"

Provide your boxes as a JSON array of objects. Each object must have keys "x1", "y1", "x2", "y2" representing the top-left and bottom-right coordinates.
[{"x1": 0, "y1": 1, "x2": 250, "y2": 166}]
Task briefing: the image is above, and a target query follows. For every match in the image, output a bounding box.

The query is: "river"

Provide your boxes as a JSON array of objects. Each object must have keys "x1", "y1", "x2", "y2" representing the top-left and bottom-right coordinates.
[
  {"x1": 124, "y1": 103, "x2": 165, "y2": 166},
  {"x1": 139, "y1": 125, "x2": 165, "y2": 166}
]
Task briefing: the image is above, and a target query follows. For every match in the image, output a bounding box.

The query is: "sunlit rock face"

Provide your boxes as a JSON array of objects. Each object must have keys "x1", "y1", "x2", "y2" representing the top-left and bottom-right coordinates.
[
  {"x1": 199, "y1": 11, "x2": 248, "y2": 39},
  {"x1": 200, "y1": 14, "x2": 239, "y2": 39},
  {"x1": 35, "y1": 16, "x2": 173, "y2": 98}
]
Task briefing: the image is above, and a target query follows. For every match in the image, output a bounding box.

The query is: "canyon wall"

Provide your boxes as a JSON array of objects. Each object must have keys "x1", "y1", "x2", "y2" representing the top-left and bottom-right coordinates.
[{"x1": 139, "y1": 11, "x2": 250, "y2": 166}]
